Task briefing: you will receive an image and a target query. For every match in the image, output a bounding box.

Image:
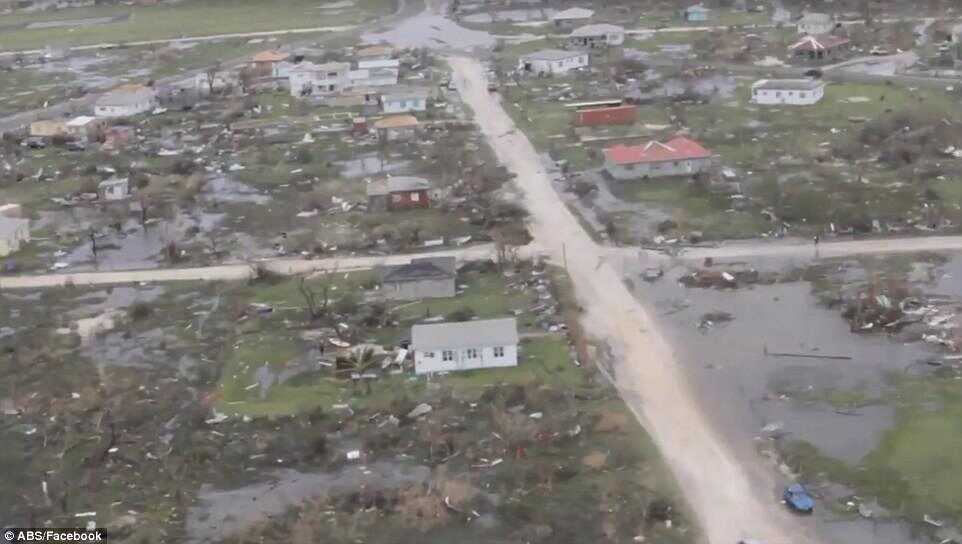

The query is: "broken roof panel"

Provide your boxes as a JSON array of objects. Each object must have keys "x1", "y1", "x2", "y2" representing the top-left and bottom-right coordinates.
[
  {"x1": 381, "y1": 257, "x2": 456, "y2": 283},
  {"x1": 604, "y1": 136, "x2": 711, "y2": 165},
  {"x1": 412, "y1": 317, "x2": 518, "y2": 351},
  {"x1": 790, "y1": 34, "x2": 850, "y2": 51},
  {"x1": 367, "y1": 176, "x2": 431, "y2": 196}
]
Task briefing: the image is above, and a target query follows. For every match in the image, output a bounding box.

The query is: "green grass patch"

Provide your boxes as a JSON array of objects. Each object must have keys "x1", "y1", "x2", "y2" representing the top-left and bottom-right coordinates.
[
  {"x1": 781, "y1": 372, "x2": 962, "y2": 531},
  {"x1": 0, "y1": 0, "x2": 395, "y2": 51}
]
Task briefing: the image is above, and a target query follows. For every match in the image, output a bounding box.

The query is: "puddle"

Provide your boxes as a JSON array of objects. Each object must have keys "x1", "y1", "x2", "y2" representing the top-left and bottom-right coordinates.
[
  {"x1": 203, "y1": 175, "x2": 271, "y2": 205},
  {"x1": 59, "y1": 210, "x2": 225, "y2": 271},
  {"x1": 337, "y1": 154, "x2": 411, "y2": 178},
  {"x1": 364, "y1": 10, "x2": 496, "y2": 50},
  {"x1": 623, "y1": 254, "x2": 962, "y2": 544},
  {"x1": 186, "y1": 463, "x2": 430, "y2": 543}
]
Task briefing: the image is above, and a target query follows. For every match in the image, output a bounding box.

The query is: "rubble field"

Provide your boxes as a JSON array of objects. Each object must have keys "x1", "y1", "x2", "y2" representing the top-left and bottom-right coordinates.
[{"x1": 0, "y1": 261, "x2": 697, "y2": 544}]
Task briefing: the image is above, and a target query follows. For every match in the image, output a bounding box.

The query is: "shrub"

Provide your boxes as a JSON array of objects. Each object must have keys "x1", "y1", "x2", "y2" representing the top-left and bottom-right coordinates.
[{"x1": 128, "y1": 302, "x2": 153, "y2": 321}]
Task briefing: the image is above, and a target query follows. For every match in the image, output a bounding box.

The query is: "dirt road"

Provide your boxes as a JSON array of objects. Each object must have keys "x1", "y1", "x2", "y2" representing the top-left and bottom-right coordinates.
[
  {"x1": 610, "y1": 234, "x2": 962, "y2": 263},
  {"x1": 0, "y1": 245, "x2": 495, "y2": 290},
  {"x1": 449, "y1": 55, "x2": 812, "y2": 544}
]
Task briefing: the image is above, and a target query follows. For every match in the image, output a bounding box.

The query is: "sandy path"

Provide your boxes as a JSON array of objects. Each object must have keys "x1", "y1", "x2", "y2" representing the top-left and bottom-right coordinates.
[{"x1": 449, "y1": 55, "x2": 815, "y2": 544}]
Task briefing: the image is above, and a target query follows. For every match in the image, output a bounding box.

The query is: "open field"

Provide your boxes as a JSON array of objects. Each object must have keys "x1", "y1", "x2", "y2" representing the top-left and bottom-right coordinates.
[{"x1": 0, "y1": 0, "x2": 394, "y2": 51}]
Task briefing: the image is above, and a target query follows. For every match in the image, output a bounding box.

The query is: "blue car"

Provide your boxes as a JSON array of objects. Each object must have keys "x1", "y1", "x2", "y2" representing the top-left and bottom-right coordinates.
[{"x1": 783, "y1": 483, "x2": 814, "y2": 513}]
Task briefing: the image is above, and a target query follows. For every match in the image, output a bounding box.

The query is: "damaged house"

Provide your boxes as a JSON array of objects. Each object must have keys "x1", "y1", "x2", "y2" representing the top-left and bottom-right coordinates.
[
  {"x1": 551, "y1": 7, "x2": 594, "y2": 29},
  {"x1": 796, "y1": 12, "x2": 836, "y2": 35},
  {"x1": 790, "y1": 34, "x2": 851, "y2": 63},
  {"x1": 95, "y1": 84, "x2": 157, "y2": 118},
  {"x1": 289, "y1": 61, "x2": 351, "y2": 97},
  {"x1": 29, "y1": 119, "x2": 66, "y2": 138},
  {"x1": 518, "y1": 49, "x2": 589, "y2": 76},
  {"x1": 98, "y1": 177, "x2": 129, "y2": 201},
  {"x1": 604, "y1": 136, "x2": 712, "y2": 180},
  {"x1": 373, "y1": 114, "x2": 419, "y2": 141},
  {"x1": 412, "y1": 317, "x2": 519, "y2": 374},
  {"x1": 251, "y1": 50, "x2": 290, "y2": 77},
  {"x1": 381, "y1": 87, "x2": 430, "y2": 113},
  {"x1": 377, "y1": 256, "x2": 456, "y2": 301},
  {"x1": 349, "y1": 58, "x2": 400, "y2": 87},
  {"x1": 366, "y1": 176, "x2": 431, "y2": 212}
]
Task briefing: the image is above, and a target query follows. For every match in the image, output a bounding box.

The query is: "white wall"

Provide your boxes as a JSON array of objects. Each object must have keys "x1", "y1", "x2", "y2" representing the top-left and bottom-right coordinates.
[
  {"x1": 751, "y1": 86, "x2": 824, "y2": 105},
  {"x1": 414, "y1": 344, "x2": 518, "y2": 374}
]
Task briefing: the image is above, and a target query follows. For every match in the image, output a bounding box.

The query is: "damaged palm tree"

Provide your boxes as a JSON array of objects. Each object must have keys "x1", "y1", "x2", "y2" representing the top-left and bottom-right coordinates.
[{"x1": 298, "y1": 271, "x2": 334, "y2": 322}]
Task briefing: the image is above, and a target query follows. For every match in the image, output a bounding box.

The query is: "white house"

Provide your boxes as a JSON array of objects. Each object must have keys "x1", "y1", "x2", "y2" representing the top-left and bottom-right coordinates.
[
  {"x1": 0, "y1": 216, "x2": 30, "y2": 257},
  {"x1": 751, "y1": 79, "x2": 826, "y2": 105},
  {"x1": 95, "y1": 84, "x2": 157, "y2": 118},
  {"x1": 349, "y1": 58, "x2": 400, "y2": 87},
  {"x1": 796, "y1": 12, "x2": 835, "y2": 35},
  {"x1": 567, "y1": 24, "x2": 625, "y2": 49},
  {"x1": 411, "y1": 318, "x2": 519, "y2": 374},
  {"x1": 518, "y1": 49, "x2": 589, "y2": 75},
  {"x1": 289, "y1": 61, "x2": 350, "y2": 97},
  {"x1": 381, "y1": 87, "x2": 430, "y2": 113}
]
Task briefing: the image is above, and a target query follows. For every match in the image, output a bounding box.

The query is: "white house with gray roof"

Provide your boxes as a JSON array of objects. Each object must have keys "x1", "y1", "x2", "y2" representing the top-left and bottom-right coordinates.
[
  {"x1": 567, "y1": 24, "x2": 625, "y2": 48},
  {"x1": 751, "y1": 79, "x2": 825, "y2": 105},
  {"x1": 411, "y1": 317, "x2": 518, "y2": 374},
  {"x1": 518, "y1": 49, "x2": 589, "y2": 75}
]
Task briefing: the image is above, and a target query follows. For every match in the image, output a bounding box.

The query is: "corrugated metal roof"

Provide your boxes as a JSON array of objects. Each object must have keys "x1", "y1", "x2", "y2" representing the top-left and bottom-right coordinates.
[{"x1": 413, "y1": 318, "x2": 518, "y2": 351}]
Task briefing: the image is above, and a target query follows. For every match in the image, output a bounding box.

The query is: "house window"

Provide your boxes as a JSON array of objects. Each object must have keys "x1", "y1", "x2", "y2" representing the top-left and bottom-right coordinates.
[
  {"x1": 442, "y1": 350, "x2": 454, "y2": 362},
  {"x1": 424, "y1": 351, "x2": 435, "y2": 358},
  {"x1": 466, "y1": 348, "x2": 478, "y2": 359},
  {"x1": 775, "y1": 91, "x2": 782, "y2": 98},
  {"x1": 799, "y1": 92, "x2": 807, "y2": 98},
  {"x1": 410, "y1": 192, "x2": 420, "y2": 202},
  {"x1": 493, "y1": 346, "x2": 505, "y2": 358}
]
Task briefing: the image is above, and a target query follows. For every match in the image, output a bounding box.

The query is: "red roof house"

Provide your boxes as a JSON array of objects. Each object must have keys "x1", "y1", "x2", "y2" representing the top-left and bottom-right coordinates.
[{"x1": 604, "y1": 136, "x2": 712, "y2": 180}]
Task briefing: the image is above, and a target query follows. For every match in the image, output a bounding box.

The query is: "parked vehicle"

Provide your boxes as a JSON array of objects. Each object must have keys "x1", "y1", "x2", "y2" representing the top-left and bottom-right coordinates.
[
  {"x1": 783, "y1": 483, "x2": 815, "y2": 513},
  {"x1": 23, "y1": 137, "x2": 47, "y2": 149}
]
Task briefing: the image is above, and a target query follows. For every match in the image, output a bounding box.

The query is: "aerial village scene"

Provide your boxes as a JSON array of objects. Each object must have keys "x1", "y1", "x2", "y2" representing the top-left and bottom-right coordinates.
[{"x1": 4, "y1": 0, "x2": 962, "y2": 543}]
